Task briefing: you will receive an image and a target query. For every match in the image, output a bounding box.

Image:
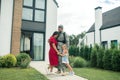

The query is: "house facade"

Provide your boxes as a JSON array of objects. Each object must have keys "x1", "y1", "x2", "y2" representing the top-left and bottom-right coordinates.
[
  {"x1": 0, "y1": 0, "x2": 58, "y2": 61},
  {"x1": 84, "y1": 6, "x2": 120, "y2": 48}
]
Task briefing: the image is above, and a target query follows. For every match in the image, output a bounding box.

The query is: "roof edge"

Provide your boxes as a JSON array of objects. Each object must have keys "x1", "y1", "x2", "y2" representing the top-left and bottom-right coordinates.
[
  {"x1": 100, "y1": 24, "x2": 120, "y2": 30},
  {"x1": 53, "y1": 0, "x2": 59, "y2": 8}
]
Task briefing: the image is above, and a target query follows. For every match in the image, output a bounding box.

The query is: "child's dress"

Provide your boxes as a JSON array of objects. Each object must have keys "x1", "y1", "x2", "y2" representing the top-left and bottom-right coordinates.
[{"x1": 62, "y1": 53, "x2": 69, "y2": 63}]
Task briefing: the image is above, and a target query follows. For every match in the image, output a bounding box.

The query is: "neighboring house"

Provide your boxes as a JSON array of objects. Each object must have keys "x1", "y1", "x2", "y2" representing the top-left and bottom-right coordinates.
[
  {"x1": 84, "y1": 6, "x2": 120, "y2": 48},
  {"x1": 0, "y1": 0, "x2": 58, "y2": 62}
]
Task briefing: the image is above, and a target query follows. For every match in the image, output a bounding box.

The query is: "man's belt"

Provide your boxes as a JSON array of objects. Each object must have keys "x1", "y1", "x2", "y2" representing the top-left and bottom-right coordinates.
[{"x1": 57, "y1": 40, "x2": 66, "y2": 43}]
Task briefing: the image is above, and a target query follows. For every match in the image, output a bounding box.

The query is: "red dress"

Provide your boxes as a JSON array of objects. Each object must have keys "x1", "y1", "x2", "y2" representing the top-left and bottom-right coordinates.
[{"x1": 49, "y1": 36, "x2": 58, "y2": 66}]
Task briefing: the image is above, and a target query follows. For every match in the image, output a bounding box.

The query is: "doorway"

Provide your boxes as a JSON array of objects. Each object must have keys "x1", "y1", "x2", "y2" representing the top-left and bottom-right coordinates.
[{"x1": 20, "y1": 32, "x2": 44, "y2": 61}]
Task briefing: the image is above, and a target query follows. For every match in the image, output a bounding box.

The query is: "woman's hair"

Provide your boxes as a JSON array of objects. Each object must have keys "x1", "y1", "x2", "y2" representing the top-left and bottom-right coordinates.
[{"x1": 52, "y1": 31, "x2": 59, "y2": 36}]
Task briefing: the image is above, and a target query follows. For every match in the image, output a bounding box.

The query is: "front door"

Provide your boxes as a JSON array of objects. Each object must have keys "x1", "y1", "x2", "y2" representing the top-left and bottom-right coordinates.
[
  {"x1": 20, "y1": 32, "x2": 44, "y2": 61},
  {"x1": 33, "y1": 33, "x2": 44, "y2": 61}
]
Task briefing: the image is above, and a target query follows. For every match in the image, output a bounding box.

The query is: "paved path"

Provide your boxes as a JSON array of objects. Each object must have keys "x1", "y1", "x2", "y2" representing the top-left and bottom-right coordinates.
[{"x1": 30, "y1": 61, "x2": 88, "y2": 80}]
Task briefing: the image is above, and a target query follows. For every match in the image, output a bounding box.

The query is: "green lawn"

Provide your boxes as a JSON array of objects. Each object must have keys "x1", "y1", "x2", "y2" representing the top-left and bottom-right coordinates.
[
  {"x1": 0, "y1": 68, "x2": 48, "y2": 80},
  {"x1": 74, "y1": 68, "x2": 120, "y2": 80}
]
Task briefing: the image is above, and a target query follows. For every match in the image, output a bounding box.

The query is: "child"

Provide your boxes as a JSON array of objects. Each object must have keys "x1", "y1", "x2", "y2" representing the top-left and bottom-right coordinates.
[{"x1": 60, "y1": 44, "x2": 74, "y2": 75}]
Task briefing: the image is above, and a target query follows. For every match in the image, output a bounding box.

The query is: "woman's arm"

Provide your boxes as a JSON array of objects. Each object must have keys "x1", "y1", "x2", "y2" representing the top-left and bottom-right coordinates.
[{"x1": 52, "y1": 43, "x2": 59, "y2": 55}]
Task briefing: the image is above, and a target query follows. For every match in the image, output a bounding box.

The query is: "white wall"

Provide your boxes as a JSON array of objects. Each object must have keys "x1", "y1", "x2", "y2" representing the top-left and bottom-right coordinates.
[
  {"x1": 86, "y1": 32, "x2": 94, "y2": 46},
  {"x1": 101, "y1": 26, "x2": 120, "y2": 48},
  {"x1": 0, "y1": 0, "x2": 14, "y2": 56},
  {"x1": 45, "y1": 0, "x2": 57, "y2": 63}
]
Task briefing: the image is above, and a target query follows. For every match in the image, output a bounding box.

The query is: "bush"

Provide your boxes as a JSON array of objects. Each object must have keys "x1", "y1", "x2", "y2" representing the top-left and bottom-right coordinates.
[
  {"x1": 73, "y1": 57, "x2": 87, "y2": 68},
  {"x1": 103, "y1": 49, "x2": 112, "y2": 70},
  {"x1": 16, "y1": 53, "x2": 31, "y2": 68},
  {"x1": 0, "y1": 56, "x2": 4, "y2": 67},
  {"x1": 90, "y1": 48, "x2": 97, "y2": 67},
  {"x1": 79, "y1": 46, "x2": 84, "y2": 57},
  {"x1": 69, "y1": 56, "x2": 75, "y2": 67},
  {"x1": 83, "y1": 45, "x2": 90, "y2": 61},
  {"x1": 111, "y1": 49, "x2": 120, "y2": 71},
  {"x1": 97, "y1": 47, "x2": 104, "y2": 68},
  {"x1": 3, "y1": 54, "x2": 17, "y2": 68},
  {"x1": 69, "y1": 46, "x2": 79, "y2": 56}
]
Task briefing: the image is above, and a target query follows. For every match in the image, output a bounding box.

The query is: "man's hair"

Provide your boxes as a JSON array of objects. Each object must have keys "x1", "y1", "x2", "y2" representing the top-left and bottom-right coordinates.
[{"x1": 58, "y1": 24, "x2": 63, "y2": 29}]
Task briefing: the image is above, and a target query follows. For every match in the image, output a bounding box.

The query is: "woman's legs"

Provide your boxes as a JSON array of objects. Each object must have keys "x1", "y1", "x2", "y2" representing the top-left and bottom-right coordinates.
[{"x1": 49, "y1": 65, "x2": 53, "y2": 72}]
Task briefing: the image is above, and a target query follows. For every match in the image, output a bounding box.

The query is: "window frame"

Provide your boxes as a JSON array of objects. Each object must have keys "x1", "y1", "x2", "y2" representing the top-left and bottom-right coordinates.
[
  {"x1": 22, "y1": 0, "x2": 46, "y2": 23},
  {"x1": 111, "y1": 40, "x2": 118, "y2": 48}
]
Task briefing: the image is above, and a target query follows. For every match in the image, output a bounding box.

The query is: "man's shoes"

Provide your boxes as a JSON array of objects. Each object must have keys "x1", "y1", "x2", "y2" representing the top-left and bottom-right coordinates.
[
  {"x1": 61, "y1": 72, "x2": 67, "y2": 76},
  {"x1": 55, "y1": 71, "x2": 61, "y2": 74}
]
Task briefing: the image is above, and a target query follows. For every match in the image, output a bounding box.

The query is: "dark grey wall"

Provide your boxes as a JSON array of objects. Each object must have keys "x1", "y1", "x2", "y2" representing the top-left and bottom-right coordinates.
[{"x1": 22, "y1": 21, "x2": 45, "y2": 32}]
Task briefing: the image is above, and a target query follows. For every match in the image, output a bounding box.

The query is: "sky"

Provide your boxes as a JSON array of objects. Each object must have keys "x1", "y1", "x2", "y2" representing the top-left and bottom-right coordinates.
[{"x1": 56, "y1": 0, "x2": 120, "y2": 35}]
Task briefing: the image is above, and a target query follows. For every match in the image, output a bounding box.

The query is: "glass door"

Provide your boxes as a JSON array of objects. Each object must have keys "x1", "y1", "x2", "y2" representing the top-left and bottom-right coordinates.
[{"x1": 33, "y1": 33, "x2": 44, "y2": 60}]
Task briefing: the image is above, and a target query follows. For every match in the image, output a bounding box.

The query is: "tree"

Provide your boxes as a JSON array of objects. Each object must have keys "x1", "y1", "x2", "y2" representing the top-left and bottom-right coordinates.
[{"x1": 69, "y1": 31, "x2": 86, "y2": 47}]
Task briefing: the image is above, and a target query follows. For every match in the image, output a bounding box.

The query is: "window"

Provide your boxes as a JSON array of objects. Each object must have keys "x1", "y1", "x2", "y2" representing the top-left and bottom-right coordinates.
[
  {"x1": 23, "y1": 0, "x2": 33, "y2": 7},
  {"x1": 35, "y1": 10, "x2": 44, "y2": 22},
  {"x1": 101, "y1": 41, "x2": 108, "y2": 49},
  {"x1": 22, "y1": 0, "x2": 45, "y2": 22},
  {"x1": 35, "y1": 0, "x2": 45, "y2": 9},
  {"x1": 22, "y1": 8, "x2": 33, "y2": 20},
  {"x1": 111, "y1": 40, "x2": 118, "y2": 49}
]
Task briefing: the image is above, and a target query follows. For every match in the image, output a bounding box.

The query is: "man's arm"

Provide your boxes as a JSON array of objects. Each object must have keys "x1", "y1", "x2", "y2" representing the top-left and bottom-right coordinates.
[{"x1": 65, "y1": 32, "x2": 69, "y2": 48}]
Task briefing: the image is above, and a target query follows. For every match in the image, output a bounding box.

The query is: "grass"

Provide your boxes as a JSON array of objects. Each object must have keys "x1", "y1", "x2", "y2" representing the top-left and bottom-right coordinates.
[
  {"x1": 0, "y1": 67, "x2": 48, "y2": 80},
  {"x1": 74, "y1": 68, "x2": 120, "y2": 80}
]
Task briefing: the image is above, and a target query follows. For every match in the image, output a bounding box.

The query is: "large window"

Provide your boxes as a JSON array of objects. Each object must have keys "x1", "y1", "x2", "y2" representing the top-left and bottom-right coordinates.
[
  {"x1": 23, "y1": 0, "x2": 33, "y2": 7},
  {"x1": 22, "y1": 0, "x2": 45, "y2": 22},
  {"x1": 35, "y1": 10, "x2": 44, "y2": 22},
  {"x1": 22, "y1": 8, "x2": 33, "y2": 20},
  {"x1": 111, "y1": 40, "x2": 118, "y2": 49},
  {"x1": 35, "y1": 0, "x2": 45, "y2": 9}
]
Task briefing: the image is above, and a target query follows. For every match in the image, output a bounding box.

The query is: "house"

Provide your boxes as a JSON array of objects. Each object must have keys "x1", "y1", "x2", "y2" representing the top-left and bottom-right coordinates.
[
  {"x1": 83, "y1": 6, "x2": 120, "y2": 48},
  {"x1": 0, "y1": 0, "x2": 58, "y2": 61}
]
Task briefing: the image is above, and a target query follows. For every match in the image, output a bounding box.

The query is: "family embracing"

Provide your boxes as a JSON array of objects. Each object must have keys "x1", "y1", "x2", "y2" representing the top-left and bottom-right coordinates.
[{"x1": 48, "y1": 25, "x2": 74, "y2": 76}]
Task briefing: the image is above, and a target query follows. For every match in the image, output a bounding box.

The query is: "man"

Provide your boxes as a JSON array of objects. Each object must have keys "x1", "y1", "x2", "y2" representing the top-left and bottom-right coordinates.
[{"x1": 56, "y1": 24, "x2": 69, "y2": 74}]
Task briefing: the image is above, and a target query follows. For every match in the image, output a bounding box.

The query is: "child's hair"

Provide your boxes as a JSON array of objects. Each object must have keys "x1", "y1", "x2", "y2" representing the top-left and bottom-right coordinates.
[{"x1": 62, "y1": 44, "x2": 67, "y2": 50}]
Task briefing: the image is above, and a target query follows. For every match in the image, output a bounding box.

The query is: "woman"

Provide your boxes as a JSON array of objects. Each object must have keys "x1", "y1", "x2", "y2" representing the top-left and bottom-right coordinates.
[{"x1": 48, "y1": 31, "x2": 59, "y2": 73}]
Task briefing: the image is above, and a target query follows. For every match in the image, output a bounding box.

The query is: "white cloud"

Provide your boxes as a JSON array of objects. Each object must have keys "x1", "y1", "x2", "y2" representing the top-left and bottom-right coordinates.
[{"x1": 56, "y1": 0, "x2": 120, "y2": 35}]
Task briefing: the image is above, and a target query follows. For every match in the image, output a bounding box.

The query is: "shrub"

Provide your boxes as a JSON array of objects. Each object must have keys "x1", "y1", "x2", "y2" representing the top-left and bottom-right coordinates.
[
  {"x1": 16, "y1": 53, "x2": 31, "y2": 68},
  {"x1": 79, "y1": 46, "x2": 84, "y2": 58},
  {"x1": 69, "y1": 56, "x2": 75, "y2": 67},
  {"x1": 103, "y1": 49, "x2": 112, "y2": 70},
  {"x1": 111, "y1": 49, "x2": 120, "y2": 71},
  {"x1": 97, "y1": 47, "x2": 104, "y2": 68},
  {"x1": 3, "y1": 54, "x2": 17, "y2": 68},
  {"x1": 83, "y1": 45, "x2": 90, "y2": 61},
  {"x1": 90, "y1": 48, "x2": 97, "y2": 67},
  {"x1": 69, "y1": 46, "x2": 79, "y2": 56},
  {"x1": 0, "y1": 56, "x2": 4, "y2": 67},
  {"x1": 73, "y1": 57, "x2": 87, "y2": 68}
]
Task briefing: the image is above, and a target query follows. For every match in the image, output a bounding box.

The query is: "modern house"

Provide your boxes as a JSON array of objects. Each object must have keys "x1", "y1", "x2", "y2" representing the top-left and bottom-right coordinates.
[
  {"x1": 0, "y1": 0, "x2": 58, "y2": 61},
  {"x1": 83, "y1": 6, "x2": 120, "y2": 48}
]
